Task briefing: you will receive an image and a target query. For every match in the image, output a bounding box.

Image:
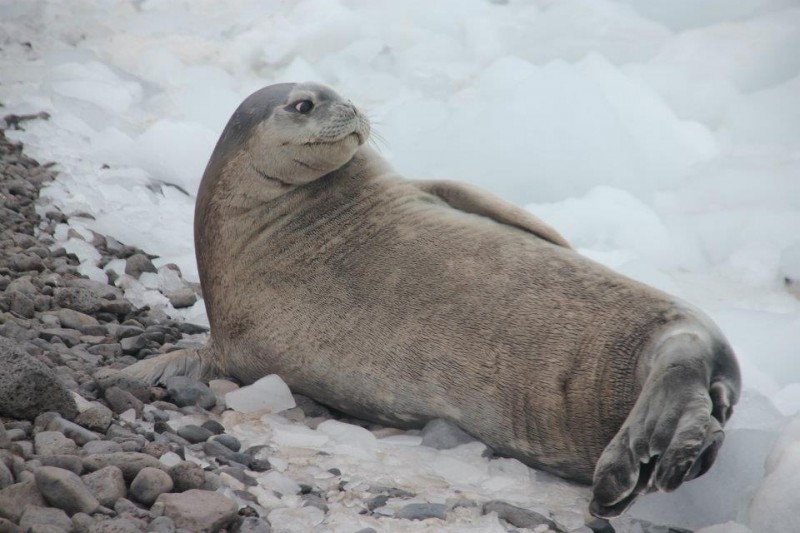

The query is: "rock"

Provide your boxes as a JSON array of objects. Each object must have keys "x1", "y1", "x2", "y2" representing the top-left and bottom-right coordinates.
[
  {"x1": 176, "y1": 425, "x2": 213, "y2": 444},
  {"x1": 200, "y1": 420, "x2": 225, "y2": 435},
  {"x1": 82, "y1": 465, "x2": 127, "y2": 508},
  {"x1": 82, "y1": 440, "x2": 123, "y2": 455},
  {"x1": 165, "y1": 377, "x2": 215, "y2": 409},
  {"x1": 46, "y1": 416, "x2": 100, "y2": 445},
  {"x1": 236, "y1": 517, "x2": 272, "y2": 532},
  {"x1": 93, "y1": 369, "x2": 151, "y2": 402},
  {"x1": 82, "y1": 452, "x2": 162, "y2": 483},
  {"x1": 120, "y1": 335, "x2": 147, "y2": 356},
  {"x1": 0, "y1": 336, "x2": 78, "y2": 420},
  {"x1": 0, "y1": 517, "x2": 22, "y2": 532},
  {"x1": 19, "y1": 505, "x2": 72, "y2": 532},
  {"x1": 482, "y1": 500, "x2": 563, "y2": 531},
  {"x1": 225, "y1": 375, "x2": 295, "y2": 414},
  {"x1": 38, "y1": 455, "x2": 84, "y2": 475},
  {"x1": 125, "y1": 254, "x2": 157, "y2": 278},
  {"x1": 0, "y1": 480, "x2": 47, "y2": 522},
  {"x1": 167, "y1": 288, "x2": 196, "y2": 309},
  {"x1": 52, "y1": 287, "x2": 102, "y2": 314},
  {"x1": 148, "y1": 516, "x2": 176, "y2": 533},
  {"x1": 57, "y1": 309, "x2": 100, "y2": 331},
  {"x1": 130, "y1": 467, "x2": 173, "y2": 506},
  {"x1": 90, "y1": 517, "x2": 143, "y2": 532},
  {"x1": 302, "y1": 493, "x2": 328, "y2": 513},
  {"x1": 35, "y1": 465, "x2": 100, "y2": 515},
  {"x1": 105, "y1": 387, "x2": 144, "y2": 416},
  {"x1": 203, "y1": 440, "x2": 250, "y2": 466},
  {"x1": 8, "y1": 291, "x2": 35, "y2": 318},
  {"x1": 0, "y1": 461, "x2": 14, "y2": 490},
  {"x1": 394, "y1": 503, "x2": 448, "y2": 521},
  {"x1": 168, "y1": 462, "x2": 206, "y2": 493},
  {"x1": 75, "y1": 405, "x2": 114, "y2": 433},
  {"x1": 420, "y1": 419, "x2": 476, "y2": 450},
  {"x1": 367, "y1": 494, "x2": 388, "y2": 511},
  {"x1": 211, "y1": 434, "x2": 241, "y2": 452},
  {"x1": 34, "y1": 431, "x2": 78, "y2": 456},
  {"x1": 40, "y1": 327, "x2": 84, "y2": 347},
  {"x1": 156, "y1": 489, "x2": 238, "y2": 532},
  {"x1": 87, "y1": 343, "x2": 123, "y2": 359}
]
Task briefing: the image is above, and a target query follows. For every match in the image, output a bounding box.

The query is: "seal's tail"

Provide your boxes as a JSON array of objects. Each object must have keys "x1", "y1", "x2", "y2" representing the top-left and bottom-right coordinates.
[{"x1": 119, "y1": 347, "x2": 214, "y2": 386}]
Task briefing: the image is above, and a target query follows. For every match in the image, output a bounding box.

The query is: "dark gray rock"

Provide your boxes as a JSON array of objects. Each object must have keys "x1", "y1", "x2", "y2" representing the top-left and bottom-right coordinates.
[
  {"x1": 82, "y1": 440, "x2": 123, "y2": 455},
  {"x1": 394, "y1": 503, "x2": 448, "y2": 521},
  {"x1": 46, "y1": 416, "x2": 101, "y2": 445},
  {"x1": 165, "y1": 377, "x2": 215, "y2": 409},
  {"x1": 130, "y1": 467, "x2": 173, "y2": 506},
  {"x1": 176, "y1": 425, "x2": 212, "y2": 444},
  {"x1": 482, "y1": 500, "x2": 563, "y2": 532},
  {"x1": 200, "y1": 420, "x2": 225, "y2": 435},
  {"x1": 0, "y1": 461, "x2": 14, "y2": 490},
  {"x1": 75, "y1": 405, "x2": 114, "y2": 433},
  {"x1": 292, "y1": 394, "x2": 331, "y2": 418},
  {"x1": 0, "y1": 479, "x2": 47, "y2": 522},
  {"x1": 203, "y1": 440, "x2": 250, "y2": 466},
  {"x1": 367, "y1": 494, "x2": 388, "y2": 511},
  {"x1": 34, "y1": 431, "x2": 78, "y2": 456},
  {"x1": 0, "y1": 517, "x2": 23, "y2": 532},
  {"x1": 40, "y1": 327, "x2": 83, "y2": 346},
  {"x1": 236, "y1": 517, "x2": 272, "y2": 533},
  {"x1": 112, "y1": 325, "x2": 145, "y2": 340},
  {"x1": 82, "y1": 465, "x2": 127, "y2": 508},
  {"x1": 19, "y1": 505, "x2": 72, "y2": 532},
  {"x1": 125, "y1": 254, "x2": 157, "y2": 278},
  {"x1": 35, "y1": 465, "x2": 100, "y2": 515},
  {"x1": 105, "y1": 386, "x2": 144, "y2": 416},
  {"x1": 421, "y1": 419, "x2": 476, "y2": 450},
  {"x1": 0, "y1": 336, "x2": 78, "y2": 420},
  {"x1": 217, "y1": 467, "x2": 256, "y2": 487},
  {"x1": 82, "y1": 452, "x2": 161, "y2": 483},
  {"x1": 93, "y1": 369, "x2": 151, "y2": 402},
  {"x1": 8, "y1": 291, "x2": 35, "y2": 318},
  {"x1": 87, "y1": 343, "x2": 122, "y2": 359},
  {"x1": 156, "y1": 489, "x2": 238, "y2": 532},
  {"x1": 212, "y1": 434, "x2": 241, "y2": 452},
  {"x1": 38, "y1": 454, "x2": 84, "y2": 475},
  {"x1": 168, "y1": 462, "x2": 205, "y2": 493},
  {"x1": 166, "y1": 288, "x2": 196, "y2": 309},
  {"x1": 302, "y1": 492, "x2": 328, "y2": 512},
  {"x1": 120, "y1": 335, "x2": 147, "y2": 355}
]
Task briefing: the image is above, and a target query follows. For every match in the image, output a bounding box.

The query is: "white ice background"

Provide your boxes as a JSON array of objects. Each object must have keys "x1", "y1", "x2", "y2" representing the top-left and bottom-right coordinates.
[{"x1": 1, "y1": 0, "x2": 799, "y2": 531}]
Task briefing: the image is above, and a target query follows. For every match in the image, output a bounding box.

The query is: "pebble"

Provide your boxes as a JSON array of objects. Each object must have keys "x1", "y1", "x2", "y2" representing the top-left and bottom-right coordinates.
[
  {"x1": 168, "y1": 462, "x2": 206, "y2": 493},
  {"x1": 82, "y1": 465, "x2": 127, "y2": 508},
  {"x1": 91, "y1": 517, "x2": 143, "y2": 532},
  {"x1": 0, "y1": 480, "x2": 47, "y2": 522},
  {"x1": 130, "y1": 467, "x2": 174, "y2": 506},
  {"x1": 155, "y1": 489, "x2": 238, "y2": 532},
  {"x1": 165, "y1": 377, "x2": 216, "y2": 409},
  {"x1": 203, "y1": 440, "x2": 250, "y2": 466},
  {"x1": 0, "y1": 462, "x2": 14, "y2": 490},
  {"x1": 75, "y1": 405, "x2": 114, "y2": 433},
  {"x1": 237, "y1": 517, "x2": 273, "y2": 532},
  {"x1": 176, "y1": 425, "x2": 213, "y2": 444},
  {"x1": 482, "y1": 500, "x2": 563, "y2": 531},
  {"x1": 105, "y1": 387, "x2": 144, "y2": 416},
  {"x1": 82, "y1": 452, "x2": 162, "y2": 483},
  {"x1": 46, "y1": 416, "x2": 100, "y2": 445},
  {"x1": 148, "y1": 515, "x2": 177, "y2": 533},
  {"x1": 394, "y1": 503, "x2": 448, "y2": 521},
  {"x1": 125, "y1": 254, "x2": 157, "y2": 278},
  {"x1": 200, "y1": 420, "x2": 225, "y2": 435},
  {"x1": 34, "y1": 431, "x2": 78, "y2": 456},
  {"x1": 212, "y1": 434, "x2": 241, "y2": 452},
  {"x1": 35, "y1": 466, "x2": 100, "y2": 515},
  {"x1": 82, "y1": 440, "x2": 123, "y2": 455},
  {"x1": 0, "y1": 517, "x2": 23, "y2": 533},
  {"x1": 38, "y1": 454, "x2": 84, "y2": 475},
  {"x1": 19, "y1": 505, "x2": 72, "y2": 531},
  {"x1": 166, "y1": 288, "x2": 197, "y2": 309}
]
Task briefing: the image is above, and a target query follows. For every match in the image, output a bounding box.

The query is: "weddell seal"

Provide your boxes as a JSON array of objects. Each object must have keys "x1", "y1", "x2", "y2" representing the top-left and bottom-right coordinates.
[{"x1": 123, "y1": 82, "x2": 741, "y2": 517}]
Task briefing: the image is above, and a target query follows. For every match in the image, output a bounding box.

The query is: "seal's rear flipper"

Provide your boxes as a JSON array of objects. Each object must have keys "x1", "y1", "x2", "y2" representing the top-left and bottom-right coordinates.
[
  {"x1": 414, "y1": 180, "x2": 571, "y2": 248},
  {"x1": 119, "y1": 347, "x2": 213, "y2": 386}
]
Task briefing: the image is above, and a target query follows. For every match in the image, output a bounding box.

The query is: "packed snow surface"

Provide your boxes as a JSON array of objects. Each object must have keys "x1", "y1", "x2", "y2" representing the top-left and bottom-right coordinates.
[{"x1": 1, "y1": 0, "x2": 798, "y2": 531}]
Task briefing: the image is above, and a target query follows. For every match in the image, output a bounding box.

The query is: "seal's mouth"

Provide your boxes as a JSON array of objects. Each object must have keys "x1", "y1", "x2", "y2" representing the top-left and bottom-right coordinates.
[{"x1": 305, "y1": 131, "x2": 365, "y2": 146}]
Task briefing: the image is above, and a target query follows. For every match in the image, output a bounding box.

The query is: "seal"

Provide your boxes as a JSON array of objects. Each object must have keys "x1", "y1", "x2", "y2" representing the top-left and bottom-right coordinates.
[{"x1": 123, "y1": 82, "x2": 741, "y2": 518}]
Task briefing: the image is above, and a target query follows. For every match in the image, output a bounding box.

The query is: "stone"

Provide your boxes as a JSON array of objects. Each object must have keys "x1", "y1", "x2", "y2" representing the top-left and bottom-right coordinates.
[
  {"x1": 125, "y1": 254, "x2": 157, "y2": 278},
  {"x1": 156, "y1": 490, "x2": 238, "y2": 532},
  {"x1": 93, "y1": 369, "x2": 151, "y2": 402},
  {"x1": 176, "y1": 425, "x2": 212, "y2": 444},
  {"x1": 165, "y1": 377, "x2": 216, "y2": 409},
  {"x1": 34, "y1": 431, "x2": 78, "y2": 456},
  {"x1": 149, "y1": 516, "x2": 177, "y2": 533},
  {"x1": 0, "y1": 517, "x2": 22, "y2": 532},
  {"x1": 82, "y1": 452, "x2": 162, "y2": 483},
  {"x1": 82, "y1": 465, "x2": 127, "y2": 508},
  {"x1": 90, "y1": 517, "x2": 143, "y2": 532},
  {"x1": 19, "y1": 505, "x2": 72, "y2": 532},
  {"x1": 420, "y1": 418, "x2": 476, "y2": 450},
  {"x1": 52, "y1": 287, "x2": 102, "y2": 314},
  {"x1": 75, "y1": 405, "x2": 114, "y2": 433},
  {"x1": 46, "y1": 416, "x2": 101, "y2": 445},
  {"x1": 166, "y1": 288, "x2": 196, "y2": 309},
  {"x1": 82, "y1": 440, "x2": 123, "y2": 455},
  {"x1": 35, "y1": 465, "x2": 100, "y2": 515},
  {"x1": 87, "y1": 344, "x2": 123, "y2": 359},
  {"x1": 302, "y1": 493, "x2": 328, "y2": 513},
  {"x1": 0, "y1": 480, "x2": 47, "y2": 522},
  {"x1": 482, "y1": 500, "x2": 562, "y2": 531},
  {"x1": 290, "y1": 393, "x2": 330, "y2": 417},
  {"x1": 212, "y1": 434, "x2": 241, "y2": 452},
  {"x1": 38, "y1": 454, "x2": 84, "y2": 475},
  {"x1": 105, "y1": 387, "x2": 144, "y2": 416},
  {"x1": 168, "y1": 462, "x2": 206, "y2": 493},
  {"x1": 200, "y1": 420, "x2": 225, "y2": 435},
  {"x1": 8, "y1": 291, "x2": 35, "y2": 318},
  {"x1": 0, "y1": 337, "x2": 78, "y2": 420},
  {"x1": 394, "y1": 503, "x2": 448, "y2": 521},
  {"x1": 120, "y1": 335, "x2": 147, "y2": 356},
  {"x1": 0, "y1": 461, "x2": 14, "y2": 490},
  {"x1": 236, "y1": 517, "x2": 272, "y2": 532},
  {"x1": 203, "y1": 440, "x2": 250, "y2": 466},
  {"x1": 130, "y1": 467, "x2": 173, "y2": 506},
  {"x1": 57, "y1": 308, "x2": 100, "y2": 331}
]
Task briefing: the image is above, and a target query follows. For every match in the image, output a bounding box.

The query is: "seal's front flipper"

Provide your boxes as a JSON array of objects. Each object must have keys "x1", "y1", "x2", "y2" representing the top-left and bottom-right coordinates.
[
  {"x1": 414, "y1": 180, "x2": 571, "y2": 248},
  {"x1": 589, "y1": 333, "x2": 739, "y2": 518},
  {"x1": 119, "y1": 347, "x2": 215, "y2": 386}
]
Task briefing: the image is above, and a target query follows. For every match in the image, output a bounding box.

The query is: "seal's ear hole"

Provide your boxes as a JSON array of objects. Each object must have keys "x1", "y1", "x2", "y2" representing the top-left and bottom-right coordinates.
[{"x1": 292, "y1": 100, "x2": 314, "y2": 114}]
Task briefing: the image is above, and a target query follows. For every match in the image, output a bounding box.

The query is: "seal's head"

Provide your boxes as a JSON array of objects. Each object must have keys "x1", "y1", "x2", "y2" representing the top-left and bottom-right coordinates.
[{"x1": 208, "y1": 82, "x2": 371, "y2": 187}]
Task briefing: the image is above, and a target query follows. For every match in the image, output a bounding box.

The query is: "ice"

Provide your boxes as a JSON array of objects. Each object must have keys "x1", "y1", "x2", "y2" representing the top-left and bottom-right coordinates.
[
  {"x1": 225, "y1": 375, "x2": 296, "y2": 414},
  {"x1": 749, "y1": 441, "x2": 800, "y2": 532},
  {"x1": 258, "y1": 471, "x2": 302, "y2": 497},
  {"x1": 268, "y1": 418, "x2": 330, "y2": 449},
  {"x1": 316, "y1": 420, "x2": 378, "y2": 460},
  {"x1": 267, "y1": 507, "x2": 325, "y2": 532}
]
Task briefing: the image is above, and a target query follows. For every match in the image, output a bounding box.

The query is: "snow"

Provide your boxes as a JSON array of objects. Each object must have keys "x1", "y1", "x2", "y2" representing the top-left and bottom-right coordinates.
[{"x1": 1, "y1": 0, "x2": 798, "y2": 531}]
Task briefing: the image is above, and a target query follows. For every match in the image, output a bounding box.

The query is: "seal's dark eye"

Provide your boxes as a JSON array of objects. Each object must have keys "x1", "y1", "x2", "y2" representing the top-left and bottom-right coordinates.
[{"x1": 293, "y1": 100, "x2": 314, "y2": 113}]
